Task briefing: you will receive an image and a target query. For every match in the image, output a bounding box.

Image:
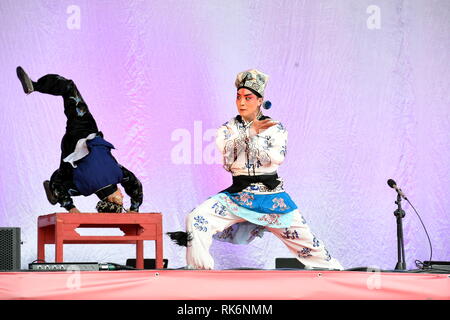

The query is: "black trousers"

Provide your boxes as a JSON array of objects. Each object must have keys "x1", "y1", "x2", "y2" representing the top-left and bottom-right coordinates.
[{"x1": 33, "y1": 74, "x2": 99, "y2": 163}]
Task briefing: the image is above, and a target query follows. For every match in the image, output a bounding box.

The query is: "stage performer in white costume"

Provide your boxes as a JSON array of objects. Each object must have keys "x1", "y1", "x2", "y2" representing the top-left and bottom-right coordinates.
[{"x1": 168, "y1": 69, "x2": 343, "y2": 270}]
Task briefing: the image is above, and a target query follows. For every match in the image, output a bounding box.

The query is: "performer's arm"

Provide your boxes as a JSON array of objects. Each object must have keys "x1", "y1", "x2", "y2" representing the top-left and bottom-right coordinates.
[
  {"x1": 51, "y1": 165, "x2": 77, "y2": 211},
  {"x1": 119, "y1": 165, "x2": 143, "y2": 212},
  {"x1": 216, "y1": 119, "x2": 250, "y2": 171},
  {"x1": 250, "y1": 121, "x2": 288, "y2": 166}
]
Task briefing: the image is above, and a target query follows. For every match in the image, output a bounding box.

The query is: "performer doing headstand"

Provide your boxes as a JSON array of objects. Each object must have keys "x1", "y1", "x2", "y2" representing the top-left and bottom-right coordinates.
[
  {"x1": 16, "y1": 66, "x2": 143, "y2": 213},
  {"x1": 169, "y1": 69, "x2": 343, "y2": 270}
]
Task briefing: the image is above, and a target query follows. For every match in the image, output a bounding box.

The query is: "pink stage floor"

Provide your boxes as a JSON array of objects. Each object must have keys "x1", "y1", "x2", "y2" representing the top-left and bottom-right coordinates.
[{"x1": 0, "y1": 269, "x2": 448, "y2": 300}]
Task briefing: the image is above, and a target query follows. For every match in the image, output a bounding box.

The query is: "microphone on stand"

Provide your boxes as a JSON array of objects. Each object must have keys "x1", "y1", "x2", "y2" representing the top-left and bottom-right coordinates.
[
  {"x1": 386, "y1": 178, "x2": 434, "y2": 271},
  {"x1": 387, "y1": 178, "x2": 407, "y2": 270},
  {"x1": 387, "y1": 179, "x2": 408, "y2": 200}
]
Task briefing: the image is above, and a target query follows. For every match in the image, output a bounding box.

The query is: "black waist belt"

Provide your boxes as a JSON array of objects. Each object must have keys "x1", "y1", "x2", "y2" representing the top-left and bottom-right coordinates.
[{"x1": 220, "y1": 173, "x2": 280, "y2": 194}]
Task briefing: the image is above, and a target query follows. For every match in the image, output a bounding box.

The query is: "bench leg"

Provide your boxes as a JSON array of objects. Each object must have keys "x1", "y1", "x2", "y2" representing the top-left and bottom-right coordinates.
[
  {"x1": 136, "y1": 240, "x2": 144, "y2": 269},
  {"x1": 55, "y1": 240, "x2": 64, "y2": 263},
  {"x1": 37, "y1": 227, "x2": 45, "y2": 263},
  {"x1": 155, "y1": 239, "x2": 163, "y2": 269}
]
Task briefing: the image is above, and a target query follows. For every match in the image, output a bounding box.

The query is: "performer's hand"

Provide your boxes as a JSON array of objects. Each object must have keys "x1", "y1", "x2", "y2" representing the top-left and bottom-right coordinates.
[
  {"x1": 252, "y1": 118, "x2": 276, "y2": 134},
  {"x1": 69, "y1": 207, "x2": 81, "y2": 213},
  {"x1": 107, "y1": 189, "x2": 124, "y2": 206}
]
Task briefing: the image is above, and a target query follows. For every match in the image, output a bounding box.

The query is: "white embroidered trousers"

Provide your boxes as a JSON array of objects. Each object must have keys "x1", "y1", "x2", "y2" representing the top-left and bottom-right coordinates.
[{"x1": 186, "y1": 197, "x2": 343, "y2": 270}]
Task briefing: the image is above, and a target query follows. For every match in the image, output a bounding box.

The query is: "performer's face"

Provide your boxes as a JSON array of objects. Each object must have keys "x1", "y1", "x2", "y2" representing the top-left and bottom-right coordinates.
[
  {"x1": 236, "y1": 88, "x2": 262, "y2": 122},
  {"x1": 107, "y1": 189, "x2": 124, "y2": 206}
]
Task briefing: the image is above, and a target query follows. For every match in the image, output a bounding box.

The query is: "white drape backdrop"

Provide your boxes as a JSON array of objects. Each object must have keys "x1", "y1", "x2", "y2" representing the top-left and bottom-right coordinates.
[{"x1": 0, "y1": 0, "x2": 448, "y2": 270}]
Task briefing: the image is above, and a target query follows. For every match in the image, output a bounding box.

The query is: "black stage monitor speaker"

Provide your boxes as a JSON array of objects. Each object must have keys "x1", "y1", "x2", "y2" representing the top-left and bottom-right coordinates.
[
  {"x1": 275, "y1": 258, "x2": 305, "y2": 269},
  {"x1": 0, "y1": 227, "x2": 21, "y2": 271},
  {"x1": 126, "y1": 258, "x2": 168, "y2": 269}
]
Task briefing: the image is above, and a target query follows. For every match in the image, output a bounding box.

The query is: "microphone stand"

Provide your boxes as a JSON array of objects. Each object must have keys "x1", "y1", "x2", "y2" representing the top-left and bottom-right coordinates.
[{"x1": 393, "y1": 193, "x2": 406, "y2": 270}]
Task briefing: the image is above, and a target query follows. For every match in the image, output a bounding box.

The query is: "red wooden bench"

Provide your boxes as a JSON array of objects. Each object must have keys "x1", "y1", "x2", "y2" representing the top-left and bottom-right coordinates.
[{"x1": 37, "y1": 213, "x2": 163, "y2": 269}]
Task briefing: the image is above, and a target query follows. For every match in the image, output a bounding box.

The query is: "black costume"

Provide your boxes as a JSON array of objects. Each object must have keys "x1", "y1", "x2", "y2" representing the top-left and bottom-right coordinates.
[{"x1": 21, "y1": 70, "x2": 143, "y2": 211}]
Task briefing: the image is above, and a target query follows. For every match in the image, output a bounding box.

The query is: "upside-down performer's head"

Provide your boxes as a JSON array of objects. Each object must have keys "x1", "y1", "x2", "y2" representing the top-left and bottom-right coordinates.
[{"x1": 95, "y1": 187, "x2": 126, "y2": 212}]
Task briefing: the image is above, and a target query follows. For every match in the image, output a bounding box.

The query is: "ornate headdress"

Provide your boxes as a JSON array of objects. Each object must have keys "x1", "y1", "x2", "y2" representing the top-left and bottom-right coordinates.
[{"x1": 235, "y1": 69, "x2": 269, "y2": 97}]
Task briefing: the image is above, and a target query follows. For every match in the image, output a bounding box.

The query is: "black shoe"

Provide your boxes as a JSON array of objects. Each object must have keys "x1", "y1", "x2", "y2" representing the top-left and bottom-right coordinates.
[
  {"x1": 43, "y1": 180, "x2": 58, "y2": 205},
  {"x1": 16, "y1": 66, "x2": 34, "y2": 94}
]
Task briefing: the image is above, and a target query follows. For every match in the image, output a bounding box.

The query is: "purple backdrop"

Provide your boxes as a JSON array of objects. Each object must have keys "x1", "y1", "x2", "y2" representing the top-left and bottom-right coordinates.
[{"x1": 0, "y1": 0, "x2": 449, "y2": 270}]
